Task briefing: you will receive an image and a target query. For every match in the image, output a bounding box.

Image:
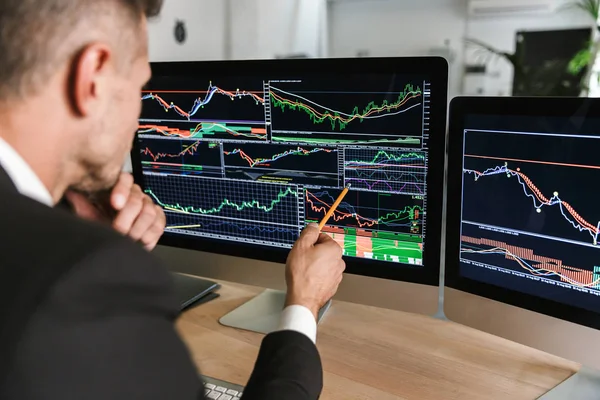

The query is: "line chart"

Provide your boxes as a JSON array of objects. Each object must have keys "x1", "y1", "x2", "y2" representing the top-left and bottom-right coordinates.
[
  {"x1": 344, "y1": 148, "x2": 427, "y2": 195},
  {"x1": 141, "y1": 140, "x2": 202, "y2": 162},
  {"x1": 271, "y1": 136, "x2": 421, "y2": 147},
  {"x1": 138, "y1": 138, "x2": 222, "y2": 176},
  {"x1": 269, "y1": 84, "x2": 421, "y2": 131},
  {"x1": 148, "y1": 184, "x2": 296, "y2": 216},
  {"x1": 143, "y1": 174, "x2": 301, "y2": 246},
  {"x1": 139, "y1": 80, "x2": 267, "y2": 142},
  {"x1": 302, "y1": 187, "x2": 425, "y2": 264},
  {"x1": 224, "y1": 146, "x2": 334, "y2": 168},
  {"x1": 305, "y1": 189, "x2": 423, "y2": 234},
  {"x1": 223, "y1": 143, "x2": 339, "y2": 186},
  {"x1": 269, "y1": 80, "x2": 424, "y2": 147},
  {"x1": 163, "y1": 210, "x2": 298, "y2": 247},
  {"x1": 142, "y1": 82, "x2": 264, "y2": 120},
  {"x1": 464, "y1": 162, "x2": 600, "y2": 244}
]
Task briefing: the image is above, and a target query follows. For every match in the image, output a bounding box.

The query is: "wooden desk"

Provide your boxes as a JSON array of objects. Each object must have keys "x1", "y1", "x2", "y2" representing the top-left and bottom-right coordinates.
[{"x1": 176, "y1": 279, "x2": 580, "y2": 399}]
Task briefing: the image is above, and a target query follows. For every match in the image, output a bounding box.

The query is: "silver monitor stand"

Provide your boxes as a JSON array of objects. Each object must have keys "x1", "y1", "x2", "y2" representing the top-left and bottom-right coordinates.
[{"x1": 219, "y1": 289, "x2": 331, "y2": 334}]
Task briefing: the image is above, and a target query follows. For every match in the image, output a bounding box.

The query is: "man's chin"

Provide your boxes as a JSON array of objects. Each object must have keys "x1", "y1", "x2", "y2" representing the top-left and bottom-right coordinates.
[{"x1": 72, "y1": 168, "x2": 121, "y2": 196}]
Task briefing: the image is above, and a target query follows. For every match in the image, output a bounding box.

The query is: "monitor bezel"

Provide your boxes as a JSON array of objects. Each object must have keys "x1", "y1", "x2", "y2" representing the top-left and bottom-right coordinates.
[
  {"x1": 131, "y1": 56, "x2": 448, "y2": 286},
  {"x1": 445, "y1": 96, "x2": 600, "y2": 330}
]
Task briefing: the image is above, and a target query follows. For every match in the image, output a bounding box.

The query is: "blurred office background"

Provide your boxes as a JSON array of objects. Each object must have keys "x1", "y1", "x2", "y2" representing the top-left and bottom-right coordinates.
[{"x1": 148, "y1": 0, "x2": 600, "y2": 101}]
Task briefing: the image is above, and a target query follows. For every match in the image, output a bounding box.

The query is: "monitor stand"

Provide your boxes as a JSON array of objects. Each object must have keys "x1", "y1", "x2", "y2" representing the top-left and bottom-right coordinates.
[
  {"x1": 538, "y1": 366, "x2": 600, "y2": 399},
  {"x1": 219, "y1": 289, "x2": 331, "y2": 334}
]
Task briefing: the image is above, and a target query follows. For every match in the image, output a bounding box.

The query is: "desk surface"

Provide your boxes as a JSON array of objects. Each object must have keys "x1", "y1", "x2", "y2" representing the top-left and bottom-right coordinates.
[{"x1": 176, "y1": 279, "x2": 580, "y2": 399}]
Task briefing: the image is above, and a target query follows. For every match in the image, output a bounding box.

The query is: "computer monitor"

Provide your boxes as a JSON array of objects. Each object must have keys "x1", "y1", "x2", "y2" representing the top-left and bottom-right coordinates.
[
  {"x1": 445, "y1": 97, "x2": 600, "y2": 367},
  {"x1": 131, "y1": 57, "x2": 448, "y2": 331}
]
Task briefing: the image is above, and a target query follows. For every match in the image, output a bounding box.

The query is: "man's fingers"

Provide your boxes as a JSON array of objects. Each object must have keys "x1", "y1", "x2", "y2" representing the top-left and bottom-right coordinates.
[
  {"x1": 128, "y1": 196, "x2": 158, "y2": 240},
  {"x1": 338, "y1": 259, "x2": 346, "y2": 274},
  {"x1": 316, "y1": 233, "x2": 342, "y2": 255},
  {"x1": 112, "y1": 185, "x2": 144, "y2": 234},
  {"x1": 316, "y1": 232, "x2": 334, "y2": 244},
  {"x1": 141, "y1": 211, "x2": 166, "y2": 251},
  {"x1": 111, "y1": 173, "x2": 134, "y2": 211},
  {"x1": 297, "y1": 223, "x2": 321, "y2": 246}
]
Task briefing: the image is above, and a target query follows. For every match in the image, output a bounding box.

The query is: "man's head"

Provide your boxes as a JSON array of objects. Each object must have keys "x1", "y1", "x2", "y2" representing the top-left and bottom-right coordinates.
[{"x1": 0, "y1": 0, "x2": 162, "y2": 198}]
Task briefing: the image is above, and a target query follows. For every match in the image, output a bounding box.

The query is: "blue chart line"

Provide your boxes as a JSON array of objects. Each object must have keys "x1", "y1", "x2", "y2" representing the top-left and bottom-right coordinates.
[
  {"x1": 464, "y1": 163, "x2": 600, "y2": 244},
  {"x1": 141, "y1": 82, "x2": 264, "y2": 120}
]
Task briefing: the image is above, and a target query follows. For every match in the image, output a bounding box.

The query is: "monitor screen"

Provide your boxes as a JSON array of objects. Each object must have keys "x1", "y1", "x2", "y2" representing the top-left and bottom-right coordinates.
[
  {"x1": 450, "y1": 101, "x2": 600, "y2": 320},
  {"x1": 132, "y1": 58, "x2": 447, "y2": 284}
]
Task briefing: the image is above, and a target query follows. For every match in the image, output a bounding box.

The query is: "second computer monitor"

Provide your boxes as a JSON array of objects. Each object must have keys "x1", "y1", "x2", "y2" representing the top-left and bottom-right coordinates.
[
  {"x1": 445, "y1": 96, "x2": 600, "y2": 330},
  {"x1": 131, "y1": 57, "x2": 448, "y2": 285}
]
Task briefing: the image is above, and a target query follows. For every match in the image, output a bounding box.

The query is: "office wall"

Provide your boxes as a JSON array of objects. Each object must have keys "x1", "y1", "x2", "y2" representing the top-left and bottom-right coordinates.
[
  {"x1": 464, "y1": 8, "x2": 592, "y2": 96},
  {"x1": 232, "y1": 0, "x2": 328, "y2": 59},
  {"x1": 328, "y1": 0, "x2": 469, "y2": 99},
  {"x1": 147, "y1": 0, "x2": 327, "y2": 62},
  {"x1": 147, "y1": 0, "x2": 227, "y2": 62}
]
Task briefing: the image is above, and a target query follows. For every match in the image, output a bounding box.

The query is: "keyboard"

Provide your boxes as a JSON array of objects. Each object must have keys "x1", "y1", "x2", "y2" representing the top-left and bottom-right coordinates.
[{"x1": 202, "y1": 375, "x2": 245, "y2": 399}]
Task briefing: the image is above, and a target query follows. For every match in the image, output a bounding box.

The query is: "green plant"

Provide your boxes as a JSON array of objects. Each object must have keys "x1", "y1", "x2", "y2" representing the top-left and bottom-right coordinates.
[
  {"x1": 465, "y1": 37, "x2": 577, "y2": 96},
  {"x1": 565, "y1": 0, "x2": 600, "y2": 95},
  {"x1": 569, "y1": 0, "x2": 600, "y2": 21},
  {"x1": 466, "y1": 0, "x2": 600, "y2": 96}
]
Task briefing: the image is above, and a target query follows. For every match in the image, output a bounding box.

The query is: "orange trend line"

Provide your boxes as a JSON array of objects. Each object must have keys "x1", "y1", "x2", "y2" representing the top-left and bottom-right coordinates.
[
  {"x1": 306, "y1": 190, "x2": 379, "y2": 228},
  {"x1": 466, "y1": 154, "x2": 600, "y2": 170}
]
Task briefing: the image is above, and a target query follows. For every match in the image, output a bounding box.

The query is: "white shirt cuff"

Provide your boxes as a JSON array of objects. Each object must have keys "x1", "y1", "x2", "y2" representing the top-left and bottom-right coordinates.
[{"x1": 276, "y1": 305, "x2": 317, "y2": 344}]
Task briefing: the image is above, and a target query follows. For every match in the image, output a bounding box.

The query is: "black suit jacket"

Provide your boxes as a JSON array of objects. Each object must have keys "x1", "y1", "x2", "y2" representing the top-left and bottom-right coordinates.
[{"x1": 0, "y1": 167, "x2": 323, "y2": 400}]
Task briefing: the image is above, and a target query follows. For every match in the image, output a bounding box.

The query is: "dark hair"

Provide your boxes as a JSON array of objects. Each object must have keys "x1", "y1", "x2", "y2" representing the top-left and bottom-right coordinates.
[{"x1": 0, "y1": 0, "x2": 163, "y2": 100}]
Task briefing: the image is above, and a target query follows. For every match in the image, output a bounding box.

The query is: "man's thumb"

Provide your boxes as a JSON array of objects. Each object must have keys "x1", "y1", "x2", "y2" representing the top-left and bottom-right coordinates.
[{"x1": 298, "y1": 223, "x2": 321, "y2": 245}]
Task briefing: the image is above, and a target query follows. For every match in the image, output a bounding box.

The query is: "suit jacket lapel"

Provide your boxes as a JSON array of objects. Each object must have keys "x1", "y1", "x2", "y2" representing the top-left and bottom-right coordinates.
[{"x1": 0, "y1": 165, "x2": 17, "y2": 193}]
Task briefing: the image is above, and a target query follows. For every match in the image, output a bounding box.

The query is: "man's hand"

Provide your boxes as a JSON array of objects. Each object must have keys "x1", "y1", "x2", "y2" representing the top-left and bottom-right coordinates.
[
  {"x1": 65, "y1": 173, "x2": 166, "y2": 251},
  {"x1": 285, "y1": 223, "x2": 346, "y2": 320}
]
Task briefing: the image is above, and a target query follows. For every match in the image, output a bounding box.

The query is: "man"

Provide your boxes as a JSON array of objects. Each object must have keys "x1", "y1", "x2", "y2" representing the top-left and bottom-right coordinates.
[{"x1": 0, "y1": 1, "x2": 345, "y2": 399}]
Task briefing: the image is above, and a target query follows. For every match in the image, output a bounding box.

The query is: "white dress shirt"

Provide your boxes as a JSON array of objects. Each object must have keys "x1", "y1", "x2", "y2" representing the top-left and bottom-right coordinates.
[
  {"x1": 0, "y1": 137, "x2": 53, "y2": 206},
  {"x1": 0, "y1": 137, "x2": 317, "y2": 343}
]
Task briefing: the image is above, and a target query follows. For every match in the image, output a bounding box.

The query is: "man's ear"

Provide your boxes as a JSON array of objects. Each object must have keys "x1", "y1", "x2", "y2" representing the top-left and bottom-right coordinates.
[{"x1": 68, "y1": 43, "x2": 112, "y2": 117}]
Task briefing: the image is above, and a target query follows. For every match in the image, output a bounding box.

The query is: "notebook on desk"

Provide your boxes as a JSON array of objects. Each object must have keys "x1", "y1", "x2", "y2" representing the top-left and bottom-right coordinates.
[{"x1": 170, "y1": 272, "x2": 220, "y2": 312}]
